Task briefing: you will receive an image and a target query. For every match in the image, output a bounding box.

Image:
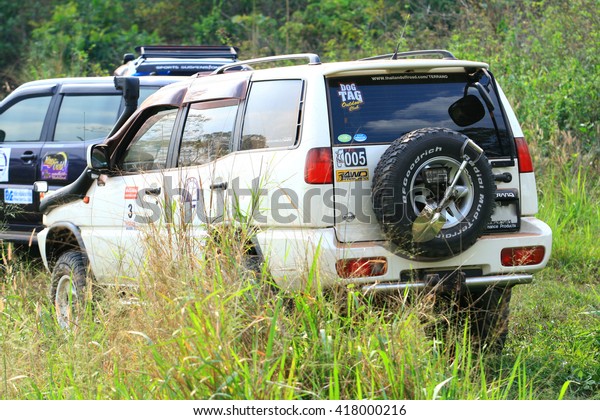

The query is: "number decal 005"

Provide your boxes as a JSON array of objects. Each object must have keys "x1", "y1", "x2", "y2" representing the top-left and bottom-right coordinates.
[{"x1": 335, "y1": 147, "x2": 367, "y2": 168}]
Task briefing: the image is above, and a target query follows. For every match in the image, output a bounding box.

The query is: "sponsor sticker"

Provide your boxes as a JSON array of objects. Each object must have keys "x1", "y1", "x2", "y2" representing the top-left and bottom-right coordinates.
[
  {"x1": 4, "y1": 188, "x2": 33, "y2": 204},
  {"x1": 0, "y1": 148, "x2": 11, "y2": 182},
  {"x1": 336, "y1": 168, "x2": 369, "y2": 182},
  {"x1": 41, "y1": 152, "x2": 69, "y2": 180},
  {"x1": 337, "y1": 134, "x2": 352, "y2": 143},
  {"x1": 353, "y1": 133, "x2": 367, "y2": 142},
  {"x1": 337, "y1": 83, "x2": 364, "y2": 112},
  {"x1": 124, "y1": 186, "x2": 138, "y2": 199}
]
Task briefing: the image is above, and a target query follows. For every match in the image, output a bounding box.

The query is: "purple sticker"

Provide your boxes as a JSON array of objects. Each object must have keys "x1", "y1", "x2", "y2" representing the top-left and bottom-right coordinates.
[{"x1": 41, "y1": 152, "x2": 68, "y2": 180}]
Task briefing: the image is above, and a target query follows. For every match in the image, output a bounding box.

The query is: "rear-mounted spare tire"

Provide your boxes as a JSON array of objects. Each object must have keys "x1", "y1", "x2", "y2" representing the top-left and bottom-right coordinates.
[{"x1": 372, "y1": 127, "x2": 496, "y2": 258}]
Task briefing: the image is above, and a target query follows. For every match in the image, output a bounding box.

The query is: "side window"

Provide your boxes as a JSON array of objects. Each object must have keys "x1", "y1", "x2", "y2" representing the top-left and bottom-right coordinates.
[
  {"x1": 178, "y1": 101, "x2": 238, "y2": 167},
  {"x1": 54, "y1": 94, "x2": 122, "y2": 142},
  {"x1": 121, "y1": 108, "x2": 177, "y2": 172},
  {"x1": 0, "y1": 96, "x2": 52, "y2": 142},
  {"x1": 139, "y1": 86, "x2": 161, "y2": 104},
  {"x1": 241, "y1": 80, "x2": 303, "y2": 150}
]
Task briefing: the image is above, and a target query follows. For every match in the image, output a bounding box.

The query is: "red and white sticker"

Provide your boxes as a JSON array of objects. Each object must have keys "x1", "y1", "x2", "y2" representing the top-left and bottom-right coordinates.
[{"x1": 124, "y1": 186, "x2": 138, "y2": 200}]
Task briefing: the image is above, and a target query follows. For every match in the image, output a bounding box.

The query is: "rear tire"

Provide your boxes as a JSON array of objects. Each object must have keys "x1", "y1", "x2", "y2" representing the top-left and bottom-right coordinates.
[
  {"x1": 50, "y1": 250, "x2": 88, "y2": 330},
  {"x1": 464, "y1": 287, "x2": 512, "y2": 353},
  {"x1": 423, "y1": 284, "x2": 512, "y2": 355}
]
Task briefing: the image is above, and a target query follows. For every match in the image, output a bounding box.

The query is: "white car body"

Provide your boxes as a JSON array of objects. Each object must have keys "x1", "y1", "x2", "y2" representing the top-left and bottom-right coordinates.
[{"x1": 38, "y1": 52, "x2": 552, "y2": 294}]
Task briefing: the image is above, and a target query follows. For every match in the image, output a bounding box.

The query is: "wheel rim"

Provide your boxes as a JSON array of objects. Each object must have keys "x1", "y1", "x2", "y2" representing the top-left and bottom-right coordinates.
[
  {"x1": 409, "y1": 156, "x2": 475, "y2": 229},
  {"x1": 55, "y1": 274, "x2": 79, "y2": 329}
]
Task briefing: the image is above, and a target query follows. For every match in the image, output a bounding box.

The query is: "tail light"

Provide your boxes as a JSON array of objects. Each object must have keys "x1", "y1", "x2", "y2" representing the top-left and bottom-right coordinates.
[
  {"x1": 305, "y1": 147, "x2": 333, "y2": 184},
  {"x1": 336, "y1": 257, "x2": 388, "y2": 278},
  {"x1": 515, "y1": 137, "x2": 534, "y2": 173},
  {"x1": 501, "y1": 246, "x2": 545, "y2": 266}
]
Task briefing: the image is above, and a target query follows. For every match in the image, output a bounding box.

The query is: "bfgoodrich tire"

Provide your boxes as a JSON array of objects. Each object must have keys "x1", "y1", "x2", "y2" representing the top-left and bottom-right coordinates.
[
  {"x1": 372, "y1": 128, "x2": 496, "y2": 258},
  {"x1": 50, "y1": 250, "x2": 88, "y2": 330}
]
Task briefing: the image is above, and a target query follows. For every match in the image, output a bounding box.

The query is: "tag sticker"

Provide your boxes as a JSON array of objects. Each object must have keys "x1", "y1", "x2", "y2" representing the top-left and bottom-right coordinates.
[
  {"x1": 336, "y1": 168, "x2": 369, "y2": 182},
  {"x1": 4, "y1": 188, "x2": 33, "y2": 204},
  {"x1": 41, "y1": 152, "x2": 69, "y2": 180},
  {"x1": 124, "y1": 186, "x2": 138, "y2": 199},
  {"x1": 337, "y1": 83, "x2": 364, "y2": 112},
  {"x1": 0, "y1": 148, "x2": 11, "y2": 182}
]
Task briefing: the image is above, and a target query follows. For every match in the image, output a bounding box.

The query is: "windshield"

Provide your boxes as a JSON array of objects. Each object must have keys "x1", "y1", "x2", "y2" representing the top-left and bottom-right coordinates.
[{"x1": 327, "y1": 72, "x2": 513, "y2": 157}]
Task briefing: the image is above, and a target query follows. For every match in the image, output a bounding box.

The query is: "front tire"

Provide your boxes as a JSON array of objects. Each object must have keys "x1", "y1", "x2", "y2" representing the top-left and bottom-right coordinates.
[{"x1": 50, "y1": 250, "x2": 88, "y2": 330}]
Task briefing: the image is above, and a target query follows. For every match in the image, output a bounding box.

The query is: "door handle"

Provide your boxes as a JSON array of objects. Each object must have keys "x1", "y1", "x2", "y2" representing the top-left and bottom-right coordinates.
[
  {"x1": 20, "y1": 151, "x2": 37, "y2": 163},
  {"x1": 145, "y1": 186, "x2": 162, "y2": 195},
  {"x1": 210, "y1": 181, "x2": 228, "y2": 190}
]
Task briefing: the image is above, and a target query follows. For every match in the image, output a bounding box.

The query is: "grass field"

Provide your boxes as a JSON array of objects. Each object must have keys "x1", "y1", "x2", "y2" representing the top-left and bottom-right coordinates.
[{"x1": 1, "y1": 132, "x2": 598, "y2": 400}]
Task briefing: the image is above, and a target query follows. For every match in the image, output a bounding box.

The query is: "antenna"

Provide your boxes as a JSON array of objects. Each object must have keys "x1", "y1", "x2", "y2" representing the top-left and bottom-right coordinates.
[
  {"x1": 392, "y1": 14, "x2": 411, "y2": 60},
  {"x1": 391, "y1": 41, "x2": 402, "y2": 60}
]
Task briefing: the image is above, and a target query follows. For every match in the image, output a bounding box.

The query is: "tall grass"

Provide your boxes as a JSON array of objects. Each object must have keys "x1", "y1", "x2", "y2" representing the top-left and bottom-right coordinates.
[
  {"x1": 533, "y1": 131, "x2": 600, "y2": 282},
  {"x1": 2, "y1": 211, "x2": 597, "y2": 401},
  {"x1": 0, "y1": 225, "x2": 547, "y2": 400}
]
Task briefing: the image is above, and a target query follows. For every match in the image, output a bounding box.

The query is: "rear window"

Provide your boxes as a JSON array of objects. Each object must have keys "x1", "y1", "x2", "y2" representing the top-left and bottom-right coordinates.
[{"x1": 327, "y1": 73, "x2": 513, "y2": 157}]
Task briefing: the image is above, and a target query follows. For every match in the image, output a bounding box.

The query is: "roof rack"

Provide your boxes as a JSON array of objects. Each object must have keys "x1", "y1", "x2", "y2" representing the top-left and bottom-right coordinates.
[
  {"x1": 212, "y1": 53, "x2": 321, "y2": 75},
  {"x1": 135, "y1": 45, "x2": 239, "y2": 60},
  {"x1": 360, "y1": 49, "x2": 457, "y2": 61}
]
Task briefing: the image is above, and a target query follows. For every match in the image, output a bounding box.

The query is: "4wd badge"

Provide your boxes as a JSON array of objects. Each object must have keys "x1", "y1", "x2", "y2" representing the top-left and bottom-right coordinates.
[{"x1": 336, "y1": 168, "x2": 369, "y2": 182}]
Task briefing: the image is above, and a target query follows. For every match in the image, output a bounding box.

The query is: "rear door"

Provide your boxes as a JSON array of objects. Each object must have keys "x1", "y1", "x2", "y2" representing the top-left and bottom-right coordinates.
[
  {"x1": 40, "y1": 82, "x2": 122, "y2": 190},
  {"x1": 0, "y1": 86, "x2": 54, "y2": 236},
  {"x1": 326, "y1": 72, "x2": 518, "y2": 243}
]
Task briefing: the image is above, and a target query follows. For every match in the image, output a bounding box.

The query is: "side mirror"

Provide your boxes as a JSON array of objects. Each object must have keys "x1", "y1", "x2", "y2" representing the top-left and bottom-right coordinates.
[
  {"x1": 33, "y1": 181, "x2": 48, "y2": 193},
  {"x1": 87, "y1": 144, "x2": 110, "y2": 171},
  {"x1": 0, "y1": 130, "x2": 5, "y2": 142},
  {"x1": 448, "y1": 94, "x2": 486, "y2": 127}
]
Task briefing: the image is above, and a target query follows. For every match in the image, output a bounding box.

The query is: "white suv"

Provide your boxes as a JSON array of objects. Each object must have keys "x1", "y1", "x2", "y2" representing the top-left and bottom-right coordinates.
[{"x1": 37, "y1": 50, "x2": 552, "y2": 345}]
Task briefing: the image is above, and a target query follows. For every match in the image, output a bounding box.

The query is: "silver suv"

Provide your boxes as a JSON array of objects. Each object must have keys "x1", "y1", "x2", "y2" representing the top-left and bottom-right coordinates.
[{"x1": 37, "y1": 50, "x2": 552, "y2": 347}]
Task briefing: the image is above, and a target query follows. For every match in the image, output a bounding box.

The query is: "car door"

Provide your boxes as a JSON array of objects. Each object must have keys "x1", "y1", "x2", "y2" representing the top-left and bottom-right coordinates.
[
  {"x1": 40, "y1": 84, "x2": 123, "y2": 191},
  {"x1": 0, "y1": 86, "x2": 54, "y2": 236},
  {"x1": 88, "y1": 106, "x2": 178, "y2": 281},
  {"x1": 171, "y1": 99, "x2": 239, "y2": 248}
]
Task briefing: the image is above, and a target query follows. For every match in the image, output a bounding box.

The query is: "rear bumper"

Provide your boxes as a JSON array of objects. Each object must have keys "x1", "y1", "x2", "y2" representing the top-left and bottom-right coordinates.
[
  {"x1": 255, "y1": 216, "x2": 552, "y2": 291},
  {"x1": 361, "y1": 273, "x2": 533, "y2": 294}
]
